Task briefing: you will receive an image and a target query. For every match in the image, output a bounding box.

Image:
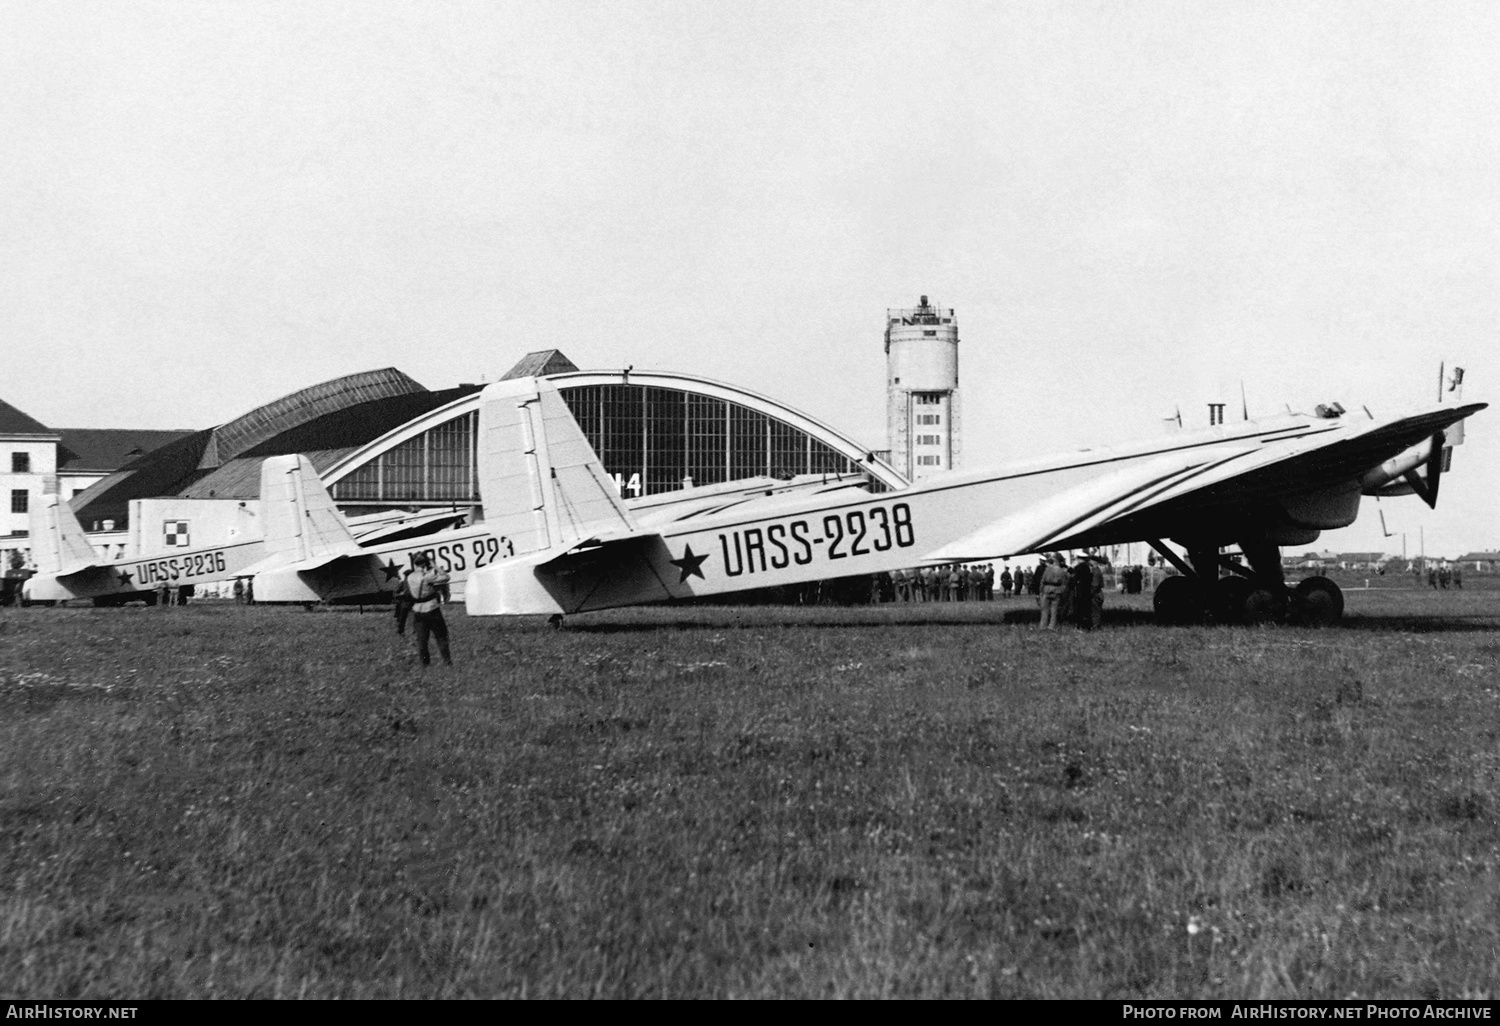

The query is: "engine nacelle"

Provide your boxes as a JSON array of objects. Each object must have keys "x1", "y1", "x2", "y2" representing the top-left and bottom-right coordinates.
[
  {"x1": 1279, "y1": 480, "x2": 1361, "y2": 530},
  {"x1": 1263, "y1": 526, "x2": 1322, "y2": 545},
  {"x1": 1360, "y1": 437, "x2": 1436, "y2": 495}
]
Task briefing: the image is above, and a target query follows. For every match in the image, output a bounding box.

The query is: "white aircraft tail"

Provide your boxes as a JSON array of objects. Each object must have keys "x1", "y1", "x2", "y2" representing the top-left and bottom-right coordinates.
[
  {"x1": 258, "y1": 454, "x2": 362, "y2": 568},
  {"x1": 1439, "y1": 363, "x2": 1467, "y2": 452},
  {"x1": 475, "y1": 377, "x2": 641, "y2": 554},
  {"x1": 28, "y1": 495, "x2": 101, "y2": 577}
]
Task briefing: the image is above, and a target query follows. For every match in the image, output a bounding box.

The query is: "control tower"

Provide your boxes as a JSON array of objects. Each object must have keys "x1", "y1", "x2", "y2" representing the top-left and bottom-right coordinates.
[{"x1": 886, "y1": 296, "x2": 960, "y2": 483}]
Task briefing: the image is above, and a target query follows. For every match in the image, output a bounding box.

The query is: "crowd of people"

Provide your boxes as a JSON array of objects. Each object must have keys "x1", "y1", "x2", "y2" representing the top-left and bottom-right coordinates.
[
  {"x1": 879, "y1": 554, "x2": 1116, "y2": 629},
  {"x1": 1424, "y1": 564, "x2": 1463, "y2": 589}
]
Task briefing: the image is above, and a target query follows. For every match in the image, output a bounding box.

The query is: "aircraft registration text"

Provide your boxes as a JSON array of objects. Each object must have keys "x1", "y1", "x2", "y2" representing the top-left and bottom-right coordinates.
[
  {"x1": 132, "y1": 551, "x2": 229, "y2": 585},
  {"x1": 718, "y1": 502, "x2": 915, "y2": 577}
]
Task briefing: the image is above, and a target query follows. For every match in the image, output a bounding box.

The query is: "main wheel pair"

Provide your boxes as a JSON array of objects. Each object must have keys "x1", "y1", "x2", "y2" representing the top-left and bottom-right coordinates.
[{"x1": 1152, "y1": 575, "x2": 1341, "y2": 626}]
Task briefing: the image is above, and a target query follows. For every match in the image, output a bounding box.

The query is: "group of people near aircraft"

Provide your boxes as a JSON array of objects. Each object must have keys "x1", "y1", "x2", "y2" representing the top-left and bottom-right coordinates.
[
  {"x1": 881, "y1": 554, "x2": 1108, "y2": 629},
  {"x1": 885, "y1": 564, "x2": 996, "y2": 602}
]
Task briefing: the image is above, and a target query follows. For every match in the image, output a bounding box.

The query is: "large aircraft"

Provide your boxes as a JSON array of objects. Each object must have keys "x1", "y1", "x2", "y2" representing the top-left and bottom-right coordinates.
[
  {"x1": 450, "y1": 374, "x2": 1484, "y2": 626},
  {"x1": 22, "y1": 467, "x2": 469, "y2": 606},
  {"x1": 23, "y1": 495, "x2": 268, "y2": 605},
  {"x1": 247, "y1": 457, "x2": 880, "y2": 604}
]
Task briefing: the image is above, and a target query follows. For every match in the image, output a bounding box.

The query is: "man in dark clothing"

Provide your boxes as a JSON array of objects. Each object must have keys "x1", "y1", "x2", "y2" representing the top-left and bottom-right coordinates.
[
  {"x1": 392, "y1": 567, "x2": 415, "y2": 636},
  {"x1": 1070, "y1": 555, "x2": 1094, "y2": 627},
  {"x1": 408, "y1": 553, "x2": 452, "y2": 667}
]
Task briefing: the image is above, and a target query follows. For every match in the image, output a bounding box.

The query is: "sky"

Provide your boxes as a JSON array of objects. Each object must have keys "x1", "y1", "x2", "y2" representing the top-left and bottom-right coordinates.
[{"x1": 2, "y1": 0, "x2": 1496, "y2": 557}]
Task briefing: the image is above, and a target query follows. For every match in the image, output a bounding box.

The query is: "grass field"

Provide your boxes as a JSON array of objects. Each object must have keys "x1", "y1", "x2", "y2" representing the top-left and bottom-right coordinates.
[{"x1": 2, "y1": 580, "x2": 1498, "y2": 999}]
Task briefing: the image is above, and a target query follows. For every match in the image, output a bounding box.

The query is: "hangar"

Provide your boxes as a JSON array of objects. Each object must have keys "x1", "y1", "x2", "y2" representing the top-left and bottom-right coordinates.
[{"x1": 67, "y1": 350, "x2": 904, "y2": 540}]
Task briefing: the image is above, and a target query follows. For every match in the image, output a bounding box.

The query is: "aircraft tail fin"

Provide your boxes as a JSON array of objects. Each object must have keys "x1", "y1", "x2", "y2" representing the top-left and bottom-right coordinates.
[
  {"x1": 1439, "y1": 363, "x2": 1467, "y2": 451},
  {"x1": 28, "y1": 495, "x2": 102, "y2": 576},
  {"x1": 475, "y1": 377, "x2": 641, "y2": 554},
  {"x1": 258, "y1": 455, "x2": 362, "y2": 567}
]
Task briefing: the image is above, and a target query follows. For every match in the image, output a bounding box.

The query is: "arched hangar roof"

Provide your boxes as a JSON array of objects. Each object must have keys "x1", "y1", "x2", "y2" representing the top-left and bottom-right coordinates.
[
  {"x1": 69, "y1": 368, "x2": 442, "y2": 524},
  {"x1": 320, "y1": 369, "x2": 906, "y2": 494}
]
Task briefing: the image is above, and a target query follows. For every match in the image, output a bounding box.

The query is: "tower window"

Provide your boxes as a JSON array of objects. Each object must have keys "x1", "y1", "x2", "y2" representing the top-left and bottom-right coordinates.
[
  {"x1": 917, "y1": 414, "x2": 941, "y2": 425},
  {"x1": 11, "y1": 489, "x2": 28, "y2": 513},
  {"x1": 917, "y1": 456, "x2": 942, "y2": 466},
  {"x1": 11, "y1": 453, "x2": 29, "y2": 473}
]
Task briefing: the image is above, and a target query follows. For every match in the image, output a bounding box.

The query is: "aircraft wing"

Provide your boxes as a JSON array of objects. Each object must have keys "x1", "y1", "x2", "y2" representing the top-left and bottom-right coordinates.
[{"x1": 927, "y1": 402, "x2": 1486, "y2": 561}]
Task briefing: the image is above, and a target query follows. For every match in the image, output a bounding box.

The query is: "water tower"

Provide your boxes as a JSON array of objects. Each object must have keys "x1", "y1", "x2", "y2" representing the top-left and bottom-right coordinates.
[{"x1": 885, "y1": 296, "x2": 960, "y2": 482}]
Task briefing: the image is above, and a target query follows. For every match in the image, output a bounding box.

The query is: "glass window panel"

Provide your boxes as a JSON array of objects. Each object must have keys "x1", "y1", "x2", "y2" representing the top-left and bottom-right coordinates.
[
  {"x1": 768, "y1": 419, "x2": 805, "y2": 479},
  {"x1": 729, "y1": 405, "x2": 768, "y2": 479},
  {"x1": 644, "y1": 386, "x2": 686, "y2": 494},
  {"x1": 685, "y1": 393, "x2": 728, "y2": 487}
]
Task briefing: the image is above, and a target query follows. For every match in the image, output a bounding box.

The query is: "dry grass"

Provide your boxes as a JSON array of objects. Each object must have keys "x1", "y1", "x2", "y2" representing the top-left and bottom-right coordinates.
[{"x1": 2, "y1": 580, "x2": 1498, "y2": 998}]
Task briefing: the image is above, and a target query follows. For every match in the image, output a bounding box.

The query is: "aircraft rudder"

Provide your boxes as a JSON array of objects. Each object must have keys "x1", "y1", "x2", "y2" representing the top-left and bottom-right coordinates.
[
  {"x1": 258, "y1": 454, "x2": 358, "y2": 562},
  {"x1": 474, "y1": 377, "x2": 641, "y2": 554}
]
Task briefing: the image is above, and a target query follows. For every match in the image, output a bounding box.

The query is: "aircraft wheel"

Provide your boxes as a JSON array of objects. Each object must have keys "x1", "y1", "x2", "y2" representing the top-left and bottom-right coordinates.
[
  {"x1": 1242, "y1": 585, "x2": 1289, "y2": 625},
  {"x1": 1211, "y1": 576, "x2": 1253, "y2": 624},
  {"x1": 1153, "y1": 575, "x2": 1204, "y2": 625},
  {"x1": 1292, "y1": 576, "x2": 1344, "y2": 626}
]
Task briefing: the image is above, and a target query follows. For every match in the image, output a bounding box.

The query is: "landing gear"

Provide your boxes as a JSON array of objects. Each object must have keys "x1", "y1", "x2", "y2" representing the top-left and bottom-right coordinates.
[
  {"x1": 1242, "y1": 585, "x2": 1289, "y2": 625},
  {"x1": 1291, "y1": 575, "x2": 1344, "y2": 626},
  {"x1": 1153, "y1": 574, "x2": 1204, "y2": 625},
  {"x1": 1211, "y1": 576, "x2": 1253, "y2": 625},
  {"x1": 1147, "y1": 537, "x2": 1342, "y2": 627}
]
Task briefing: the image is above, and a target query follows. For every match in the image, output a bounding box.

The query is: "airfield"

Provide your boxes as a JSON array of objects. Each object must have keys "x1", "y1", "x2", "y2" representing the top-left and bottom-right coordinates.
[{"x1": 2, "y1": 577, "x2": 1497, "y2": 999}]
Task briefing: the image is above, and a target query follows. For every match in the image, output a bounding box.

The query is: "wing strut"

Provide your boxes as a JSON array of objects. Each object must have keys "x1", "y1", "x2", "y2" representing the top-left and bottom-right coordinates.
[{"x1": 1146, "y1": 539, "x2": 1195, "y2": 578}]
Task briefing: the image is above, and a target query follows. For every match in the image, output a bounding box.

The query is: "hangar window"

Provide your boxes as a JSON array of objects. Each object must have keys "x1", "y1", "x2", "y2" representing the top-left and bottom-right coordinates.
[
  {"x1": 559, "y1": 384, "x2": 866, "y2": 496},
  {"x1": 11, "y1": 453, "x2": 29, "y2": 473},
  {"x1": 11, "y1": 489, "x2": 28, "y2": 513},
  {"x1": 331, "y1": 411, "x2": 479, "y2": 504}
]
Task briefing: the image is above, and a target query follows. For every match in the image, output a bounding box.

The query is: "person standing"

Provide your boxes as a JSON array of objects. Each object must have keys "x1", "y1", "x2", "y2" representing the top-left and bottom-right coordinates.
[
  {"x1": 1070, "y1": 555, "x2": 1093, "y2": 627},
  {"x1": 392, "y1": 565, "x2": 415, "y2": 636},
  {"x1": 1038, "y1": 555, "x2": 1070, "y2": 629},
  {"x1": 408, "y1": 552, "x2": 453, "y2": 667},
  {"x1": 1089, "y1": 556, "x2": 1106, "y2": 629}
]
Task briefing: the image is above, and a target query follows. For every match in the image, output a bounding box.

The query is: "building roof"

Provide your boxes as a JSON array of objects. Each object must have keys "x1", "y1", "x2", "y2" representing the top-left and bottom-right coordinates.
[
  {"x1": 1456, "y1": 552, "x2": 1500, "y2": 561},
  {"x1": 177, "y1": 449, "x2": 360, "y2": 500},
  {"x1": 501, "y1": 349, "x2": 580, "y2": 380},
  {"x1": 0, "y1": 397, "x2": 57, "y2": 437},
  {"x1": 199, "y1": 367, "x2": 425, "y2": 467},
  {"x1": 56, "y1": 428, "x2": 196, "y2": 474},
  {"x1": 68, "y1": 374, "x2": 481, "y2": 526}
]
